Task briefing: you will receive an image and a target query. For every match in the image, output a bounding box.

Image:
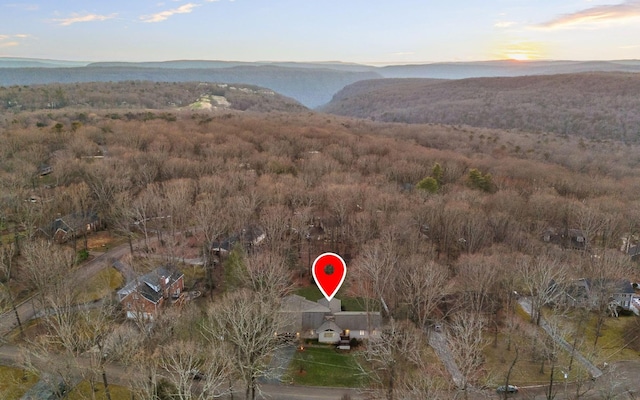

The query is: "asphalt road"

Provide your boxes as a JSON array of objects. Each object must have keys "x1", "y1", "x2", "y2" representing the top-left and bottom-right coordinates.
[{"x1": 0, "y1": 245, "x2": 130, "y2": 337}]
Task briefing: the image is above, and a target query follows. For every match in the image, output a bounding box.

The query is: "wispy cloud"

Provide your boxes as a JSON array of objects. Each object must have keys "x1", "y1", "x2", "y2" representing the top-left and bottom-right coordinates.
[
  {"x1": 494, "y1": 21, "x2": 516, "y2": 28},
  {"x1": 140, "y1": 3, "x2": 199, "y2": 23},
  {"x1": 537, "y1": 0, "x2": 640, "y2": 29},
  {"x1": 53, "y1": 13, "x2": 117, "y2": 26},
  {"x1": 4, "y1": 3, "x2": 39, "y2": 11},
  {"x1": 0, "y1": 33, "x2": 32, "y2": 47}
]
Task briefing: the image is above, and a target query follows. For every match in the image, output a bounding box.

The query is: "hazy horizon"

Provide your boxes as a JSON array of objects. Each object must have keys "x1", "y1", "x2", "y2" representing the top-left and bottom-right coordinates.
[{"x1": 3, "y1": 56, "x2": 640, "y2": 68}]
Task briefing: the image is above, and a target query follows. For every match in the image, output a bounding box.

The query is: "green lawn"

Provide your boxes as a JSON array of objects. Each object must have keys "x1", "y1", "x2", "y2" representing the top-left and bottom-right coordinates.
[
  {"x1": 578, "y1": 314, "x2": 639, "y2": 363},
  {"x1": 286, "y1": 345, "x2": 368, "y2": 387},
  {"x1": 75, "y1": 267, "x2": 124, "y2": 303},
  {"x1": 0, "y1": 366, "x2": 39, "y2": 400}
]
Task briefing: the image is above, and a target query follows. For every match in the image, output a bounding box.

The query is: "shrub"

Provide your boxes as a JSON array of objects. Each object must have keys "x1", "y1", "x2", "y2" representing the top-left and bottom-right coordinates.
[
  {"x1": 416, "y1": 176, "x2": 439, "y2": 193},
  {"x1": 77, "y1": 248, "x2": 89, "y2": 263}
]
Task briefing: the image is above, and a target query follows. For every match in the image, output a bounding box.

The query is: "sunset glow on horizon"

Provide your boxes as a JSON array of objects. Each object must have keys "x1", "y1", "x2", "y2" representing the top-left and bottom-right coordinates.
[{"x1": 0, "y1": 1, "x2": 639, "y2": 63}]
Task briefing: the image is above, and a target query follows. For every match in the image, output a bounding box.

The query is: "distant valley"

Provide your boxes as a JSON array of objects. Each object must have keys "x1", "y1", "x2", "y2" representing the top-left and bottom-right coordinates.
[{"x1": 2, "y1": 58, "x2": 640, "y2": 108}]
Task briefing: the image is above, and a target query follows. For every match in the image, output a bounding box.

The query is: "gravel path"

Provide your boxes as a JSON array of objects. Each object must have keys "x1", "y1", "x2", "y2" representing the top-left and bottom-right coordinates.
[
  {"x1": 260, "y1": 345, "x2": 297, "y2": 385},
  {"x1": 427, "y1": 328, "x2": 465, "y2": 389}
]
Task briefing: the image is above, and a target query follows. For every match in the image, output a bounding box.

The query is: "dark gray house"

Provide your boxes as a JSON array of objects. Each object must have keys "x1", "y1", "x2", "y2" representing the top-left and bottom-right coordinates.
[{"x1": 280, "y1": 294, "x2": 382, "y2": 344}]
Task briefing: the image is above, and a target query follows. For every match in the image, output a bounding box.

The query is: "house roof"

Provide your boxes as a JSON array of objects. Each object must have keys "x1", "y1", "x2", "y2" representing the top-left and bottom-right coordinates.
[
  {"x1": 318, "y1": 298, "x2": 342, "y2": 314},
  {"x1": 557, "y1": 278, "x2": 636, "y2": 298},
  {"x1": 41, "y1": 211, "x2": 99, "y2": 238},
  {"x1": 117, "y1": 266, "x2": 184, "y2": 304},
  {"x1": 210, "y1": 225, "x2": 265, "y2": 252},
  {"x1": 627, "y1": 244, "x2": 640, "y2": 258},
  {"x1": 317, "y1": 320, "x2": 342, "y2": 333},
  {"x1": 281, "y1": 294, "x2": 331, "y2": 313},
  {"x1": 335, "y1": 312, "x2": 382, "y2": 331}
]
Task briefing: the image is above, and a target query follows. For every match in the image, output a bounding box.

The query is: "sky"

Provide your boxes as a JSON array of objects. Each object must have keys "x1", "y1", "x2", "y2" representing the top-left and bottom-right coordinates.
[{"x1": 1, "y1": 0, "x2": 640, "y2": 64}]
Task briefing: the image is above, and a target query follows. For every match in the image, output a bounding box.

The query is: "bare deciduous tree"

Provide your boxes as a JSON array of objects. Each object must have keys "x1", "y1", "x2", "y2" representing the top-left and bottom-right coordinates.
[
  {"x1": 398, "y1": 256, "x2": 449, "y2": 329},
  {"x1": 518, "y1": 255, "x2": 567, "y2": 326},
  {"x1": 158, "y1": 340, "x2": 232, "y2": 400},
  {"x1": 0, "y1": 245, "x2": 24, "y2": 336},
  {"x1": 203, "y1": 289, "x2": 284, "y2": 400},
  {"x1": 446, "y1": 312, "x2": 488, "y2": 397},
  {"x1": 361, "y1": 320, "x2": 430, "y2": 400}
]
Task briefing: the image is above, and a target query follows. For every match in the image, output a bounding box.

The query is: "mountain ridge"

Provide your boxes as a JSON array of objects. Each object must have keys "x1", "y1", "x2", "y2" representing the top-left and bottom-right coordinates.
[
  {"x1": 2, "y1": 58, "x2": 640, "y2": 108},
  {"x1": 321, "y1": 72, "x2": 640, "y2": 143}
]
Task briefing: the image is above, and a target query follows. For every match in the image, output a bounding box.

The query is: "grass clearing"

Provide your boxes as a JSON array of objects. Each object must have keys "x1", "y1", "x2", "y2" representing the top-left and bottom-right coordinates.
[
  {"x1": 66, "y1": 380, "x2": 133, "y2": 400},
  {"x1": 180, "y1": 263, "x2": 206, "y2": 288},
  {"x1": 483, "y1": 311, "x2": 592, "y2": 388},
  {"x1": 76, "y1": 267, "x2": 124, "y2": 304},
  {"x1": 0, "y1": 366, "x2": 39, "y2": 400},
  {"x1": 286, "y1": 344, "x2": 367, "y2": 387},
  {"x1": 579, "y1": 314, "x2": 639, "y2": 363}
]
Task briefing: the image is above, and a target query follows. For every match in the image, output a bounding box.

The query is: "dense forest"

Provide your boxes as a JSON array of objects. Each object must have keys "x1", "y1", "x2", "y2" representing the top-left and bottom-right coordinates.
[
  {"x1": 1, "y1": 81, "x2": 640, "y2": 399},
  {"x1": 322, "y1": 72, "x2": 640, "y2": 143},
  {"x1": 0, "y1": 81, "x2": 306, "y2": 113}
]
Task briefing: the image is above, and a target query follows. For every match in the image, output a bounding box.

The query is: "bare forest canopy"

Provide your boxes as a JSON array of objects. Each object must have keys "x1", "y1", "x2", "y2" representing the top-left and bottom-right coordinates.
[
  {"x1": 4, "y1": 106, "x2": 640, "y2": 259},
  {"x1": 0, "y1": 81, "x2": 307, "y2": 113},
  {"x1": 321, "y1": 72, "x2": 640, "y2": 143},
  {"x1": 4, "y1": 97, "x2": 640, "y2": 396}
]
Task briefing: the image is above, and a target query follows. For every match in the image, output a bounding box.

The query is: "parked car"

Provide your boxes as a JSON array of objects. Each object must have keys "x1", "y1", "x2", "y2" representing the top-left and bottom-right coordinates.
[{"x1": 496, "y1": 384, "x2": 519, "y2": 394}]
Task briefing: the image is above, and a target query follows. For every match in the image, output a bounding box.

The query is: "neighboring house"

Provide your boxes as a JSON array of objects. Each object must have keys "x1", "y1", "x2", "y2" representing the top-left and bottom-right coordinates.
[
  {"x1": 280, "y1": 294, "x2": 382, "y2": 344},
  {"x1": 210, "y1": 225, "x2": 266, "y2": 254},
  {"x1": 591, "y1": 279, "x2": 638, "y2": 316},
  {"x1": 626, "y1": 245, "x2": 640, "y2": 262},
  {"x1": 542, "y1": 228, "x2": 587, "y2": 250},
  {"x1": 38, "y1": 164, "x2": 53, "y2": 176},
  {"x1": 39, "y1": 211, "x2": 102, "y2": 243},
  {"x1": 621, "y1": 237, "x2": 640, "y2": 262},
  {"x1": 555, "y1": 278, "x2": 639, "y2": 316},
  {"x1": 117, "y1": 266, "x2": 185, "y2": 321}
]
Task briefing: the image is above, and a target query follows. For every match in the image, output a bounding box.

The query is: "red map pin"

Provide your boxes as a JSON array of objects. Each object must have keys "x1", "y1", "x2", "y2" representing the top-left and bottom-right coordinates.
[{"x1": 312, "y1": 252, "x2": 347, "y2": 301}]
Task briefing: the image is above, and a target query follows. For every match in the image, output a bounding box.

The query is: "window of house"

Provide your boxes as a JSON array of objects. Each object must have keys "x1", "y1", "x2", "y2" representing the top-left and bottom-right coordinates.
[{"x1": 359, "y1": 330, "x2": 366, "y2": 336}]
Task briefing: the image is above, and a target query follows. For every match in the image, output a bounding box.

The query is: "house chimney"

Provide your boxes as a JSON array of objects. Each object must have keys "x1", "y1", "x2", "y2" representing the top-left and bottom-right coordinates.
[{"x1": 160, "y1": 275, "x2": 168, "y2": 298}]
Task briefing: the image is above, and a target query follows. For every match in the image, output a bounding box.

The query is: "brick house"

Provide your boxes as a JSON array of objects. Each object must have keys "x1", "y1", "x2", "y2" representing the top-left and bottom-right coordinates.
[{"x1": 117, "y1": 266, "x2": 184, "y2": 321}]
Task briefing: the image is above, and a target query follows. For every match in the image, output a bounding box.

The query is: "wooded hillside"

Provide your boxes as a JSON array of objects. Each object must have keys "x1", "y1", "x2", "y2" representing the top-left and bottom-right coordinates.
[
  {"x1": 321, "y1": 72, "x2": 640, "y2": 142},
  {"x1": 0, "y1": 81, "x2": 307, "y2": 113},
  {"x1": 0, "y1": 65, "x2": 381, "y2": 108}
]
